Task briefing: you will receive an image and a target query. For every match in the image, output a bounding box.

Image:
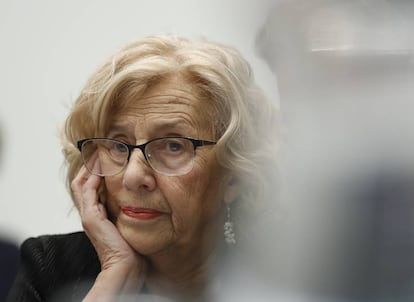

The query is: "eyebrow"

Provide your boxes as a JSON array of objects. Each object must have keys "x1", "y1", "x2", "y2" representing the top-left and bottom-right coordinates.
[
  {"x1": 151, "y1": 120, "x2": 195, "y2": 132},
  {"x1": 107, "y1": 120, "x2": 133, "y2": 134}
]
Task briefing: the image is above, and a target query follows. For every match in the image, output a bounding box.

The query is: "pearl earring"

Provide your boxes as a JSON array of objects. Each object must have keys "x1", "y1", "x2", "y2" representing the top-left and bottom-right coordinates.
[{"x1": 224, "y1": 205, "x2": 236, "y2": 245}]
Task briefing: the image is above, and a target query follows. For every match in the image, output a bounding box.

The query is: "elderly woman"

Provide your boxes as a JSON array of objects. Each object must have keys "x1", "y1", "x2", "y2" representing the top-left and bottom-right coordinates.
[{"x1": 7, "y1": 35, "x2": 278, "y2": 301}]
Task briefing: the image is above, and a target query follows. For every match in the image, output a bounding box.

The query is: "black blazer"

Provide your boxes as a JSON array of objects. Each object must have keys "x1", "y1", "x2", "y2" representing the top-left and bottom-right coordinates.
[{"x1": 6, "y1": 232, "x2": 100, "y2": 302}]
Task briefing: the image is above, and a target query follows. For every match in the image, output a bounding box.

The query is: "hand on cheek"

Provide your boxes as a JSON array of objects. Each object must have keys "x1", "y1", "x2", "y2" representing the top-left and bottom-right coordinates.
[{"x1": 71, "y1": 159, "x2": 147, "y2": 300}]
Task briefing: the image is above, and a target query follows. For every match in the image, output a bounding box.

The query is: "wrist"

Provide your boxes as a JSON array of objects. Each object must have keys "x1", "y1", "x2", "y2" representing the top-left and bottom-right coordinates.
[{"x1": 83, "y1": 259, "x2": 146, "y2": 301}]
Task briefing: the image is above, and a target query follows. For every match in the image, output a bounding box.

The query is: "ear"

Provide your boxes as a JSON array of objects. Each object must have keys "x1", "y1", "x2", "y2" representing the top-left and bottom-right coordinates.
[{"x1": 223, "y1": 175, "x2": 241, "y2": 205}]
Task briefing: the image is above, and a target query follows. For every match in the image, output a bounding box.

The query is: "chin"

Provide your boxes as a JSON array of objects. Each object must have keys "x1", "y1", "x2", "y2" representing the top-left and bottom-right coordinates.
[{"x1": 118, "y1": 224, "x2": 173, "y2": 256}]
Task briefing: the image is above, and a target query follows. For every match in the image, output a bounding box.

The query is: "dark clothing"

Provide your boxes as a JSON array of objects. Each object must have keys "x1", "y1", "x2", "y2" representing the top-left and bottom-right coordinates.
[
  {"x1": 6, "y1": 232, "x2": 100, "y2": 302},
  {"x1": 0, "y1": 239, "x2": 19, "y2": 302}
]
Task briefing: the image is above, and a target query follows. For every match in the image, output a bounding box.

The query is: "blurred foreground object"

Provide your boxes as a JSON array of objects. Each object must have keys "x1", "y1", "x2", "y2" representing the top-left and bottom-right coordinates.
[{"x1": 257, "y1": 0, "x2": 414, "y2": 301}]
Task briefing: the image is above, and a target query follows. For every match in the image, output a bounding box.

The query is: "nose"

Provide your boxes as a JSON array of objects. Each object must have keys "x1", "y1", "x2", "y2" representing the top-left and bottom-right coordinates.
[{"x1": 122, "y1": 149, "x2": 156, "y2": 192}]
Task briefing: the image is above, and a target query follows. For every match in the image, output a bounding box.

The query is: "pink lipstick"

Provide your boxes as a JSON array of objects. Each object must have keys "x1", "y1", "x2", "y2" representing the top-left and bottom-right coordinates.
[{"x1": 121, "y1": 207, "x2": 162, "y2": 220}]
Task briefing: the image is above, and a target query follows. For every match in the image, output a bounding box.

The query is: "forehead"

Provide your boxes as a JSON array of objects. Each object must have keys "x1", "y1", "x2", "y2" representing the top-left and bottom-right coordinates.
[{"x1": 111, "y1": 77, "x2": 215, "y2": 136}]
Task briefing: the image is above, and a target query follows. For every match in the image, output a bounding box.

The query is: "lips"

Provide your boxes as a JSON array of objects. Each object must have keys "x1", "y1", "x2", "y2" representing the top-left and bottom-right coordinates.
[{"x1": 121, "y1": 207, "x2": 163, "y2": 220}]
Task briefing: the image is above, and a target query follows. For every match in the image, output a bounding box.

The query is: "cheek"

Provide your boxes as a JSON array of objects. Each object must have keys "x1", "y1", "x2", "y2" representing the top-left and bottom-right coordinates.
[
  {"x1": 167, "y1": 160, "x2": 225, "y2": 226},
  {"x1": 161, "y1": 181, "x2": 222, "y2": 246},
  {"x1": 101, "y1": 176, "x2": 123, "y2": 211}
]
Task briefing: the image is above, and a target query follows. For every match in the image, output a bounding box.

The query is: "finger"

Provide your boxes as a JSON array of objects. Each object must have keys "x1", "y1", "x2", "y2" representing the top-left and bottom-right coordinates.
[
  {"x1": 71, "y1": 165, "x2": 91, "y2": 211},
  {"x1": 72, "y1": 162, "x2": 102, "y2": 213},
  {"x1": 83, "y1": 159, "x2": 103, "y2": 213},
  {"x1": 85, "y1": 151, "x2": 100, "y2": 176},
  {"x1": 72, "y1": 151, "x2": 100, "y2": 185}
]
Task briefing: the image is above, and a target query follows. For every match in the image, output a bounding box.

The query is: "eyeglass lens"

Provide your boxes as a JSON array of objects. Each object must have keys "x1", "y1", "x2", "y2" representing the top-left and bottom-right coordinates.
[{"x1": 80, "y1": 138, "x2": 196, "y2": 176}]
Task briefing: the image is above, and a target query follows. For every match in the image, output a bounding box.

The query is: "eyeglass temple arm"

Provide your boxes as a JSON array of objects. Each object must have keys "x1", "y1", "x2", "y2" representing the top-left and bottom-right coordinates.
[{"x1": 193, "y1": 139, "x2": 216, "y2": 148}]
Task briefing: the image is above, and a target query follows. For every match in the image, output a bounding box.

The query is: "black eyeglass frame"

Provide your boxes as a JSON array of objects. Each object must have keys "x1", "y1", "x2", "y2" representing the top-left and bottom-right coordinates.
[{"x1": 76, "y1": 136, "x2": 217, "y2": 175}]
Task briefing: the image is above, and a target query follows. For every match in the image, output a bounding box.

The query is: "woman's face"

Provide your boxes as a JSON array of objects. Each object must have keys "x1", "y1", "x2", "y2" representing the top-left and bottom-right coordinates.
[{"x1": 103, "y1": 78, "x2": 229, "y2": 258}]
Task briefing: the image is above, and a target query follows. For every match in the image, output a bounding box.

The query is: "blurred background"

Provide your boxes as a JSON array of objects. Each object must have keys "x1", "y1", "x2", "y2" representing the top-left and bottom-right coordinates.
[
  {"x1": 255, "y1": 0, "x2": 414, "y2": 301},
  {"x1": 2, "y1": 0, "x2": 414, "y2": 301}
]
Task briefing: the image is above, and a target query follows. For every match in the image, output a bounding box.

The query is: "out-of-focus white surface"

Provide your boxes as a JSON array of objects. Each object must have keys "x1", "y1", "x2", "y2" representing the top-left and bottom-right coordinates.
[
  {"x1": 0, "y1": 0, "x2": 278, "y2": 244},
  {"x1": 256, "y1": 0, "x2": 414, "y2": 300}
]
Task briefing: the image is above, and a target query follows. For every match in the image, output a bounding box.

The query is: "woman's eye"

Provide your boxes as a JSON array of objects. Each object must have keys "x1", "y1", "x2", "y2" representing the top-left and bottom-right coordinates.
[
  {"x1": 166, "y1": 141, "x2": 184, "y2": 152},
  {"x1": 114, "y1": 142, "x2": 128, "y2": 153}
]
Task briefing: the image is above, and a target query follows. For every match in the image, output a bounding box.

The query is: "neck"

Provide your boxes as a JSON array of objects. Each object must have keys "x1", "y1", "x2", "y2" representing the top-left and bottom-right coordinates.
[{"x1": 144, "y1": 236, "x2": 226, "y2": 300}]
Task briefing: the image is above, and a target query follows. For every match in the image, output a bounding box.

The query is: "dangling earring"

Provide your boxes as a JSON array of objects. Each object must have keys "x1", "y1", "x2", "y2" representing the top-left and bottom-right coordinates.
[{"x1": 224, "y1": 205, "x2": 236, "y2": 245}]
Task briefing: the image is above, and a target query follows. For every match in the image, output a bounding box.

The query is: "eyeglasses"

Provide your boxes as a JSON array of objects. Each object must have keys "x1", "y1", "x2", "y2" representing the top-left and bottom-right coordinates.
[{"x1": 77, "y1": 137, "x2": 216, "y2": 177}]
